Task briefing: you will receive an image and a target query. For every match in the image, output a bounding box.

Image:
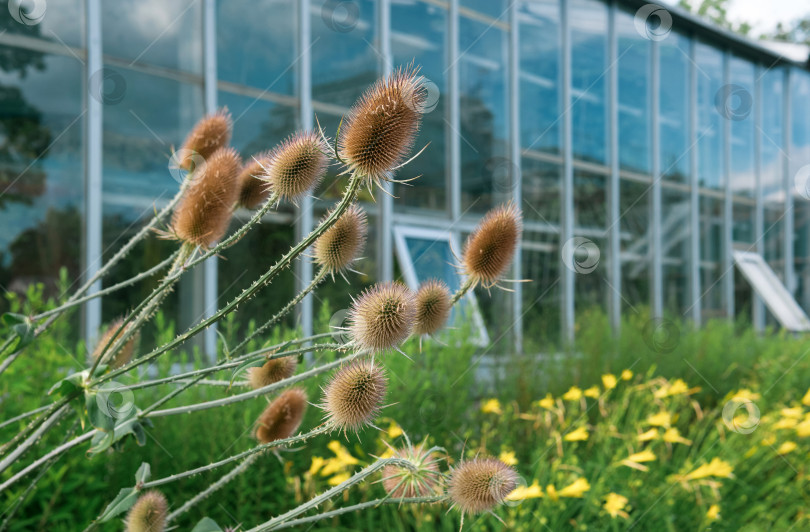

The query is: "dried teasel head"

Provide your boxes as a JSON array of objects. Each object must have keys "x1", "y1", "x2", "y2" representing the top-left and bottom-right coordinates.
[
  {"x1": 255, "y1": 388, "x2": 308, "y2": 444},
  {"x1": 248, "y1": 357, "x2": 297, "y2": 390},
  {"x1": 338, "y1": 66, "x2": 427, "y2": 188},
  {"x1": 171, "y1": 147, "x2": 242, "y2": 248},
  {"x1": 313, "y1": 204, "x2": 368, "y2": 275},
  {"x1": 447, "y1": 457, "x2": 518, "y2": 516},
  {"x1": 462, "y1": 203, "x2": 522, "y2": 288},
  {"x1": 348, "y1": 282, "x2": 415, "y2": 353},
  {"x1": 91, "y1": 318, "x2": 140, "y2": 369},
  {"x1": 125, "y1": 490, "x2": 168, "y2": 532},
  {"x1": 177, "y1": 108, "x2": 232, "y2": 170},
  {"x1": 237, "y1": 152, "x2": 272, "y2": 210},
  {"x1": 413, "y1": 280, "x2": 451, "y2": 337},
  {"x1": 381, "y1": 438, "x2": 443, "y2": 498},
  {"x1": 320, "y1": 359, "x2": 387, "y2": 435},
  {"x1": 259, "y1": 131, "x2": 328, "y2": 203}
]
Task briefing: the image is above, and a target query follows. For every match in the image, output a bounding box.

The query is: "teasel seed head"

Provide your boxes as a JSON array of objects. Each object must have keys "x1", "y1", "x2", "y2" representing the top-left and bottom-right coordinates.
[
  {"x1": 248, "y1": 357, "x2": 297, "y2": 390},
  {"x1": 348, "y1": 282, "x2": 415, "y2": 352},
  {"x1": 413, "y1": 280, "x2": 451, "y2": 337},
  {"x1": 462, "y1": 203, "x2": 522, "y2": 287},
  {"x1": 178, "y1": 108, "x2": 232, "y2": 170},
  {"x1": 255, "y1": 388, "x2": 308, "y2": 444},
  {"x1": 125, "y1": 490, "x2": 168, "y2": 532},
  {"x1": 237, "y1": 152, "x2": 272, "y2": 209},
  {"x1": 338, "y1": 66, "x2": 427, "y2": 187},
  {"x1": 321, "y1": 359, "x2": 387, "y2": 435},
  {"x1": 314, "y1": 204, "x2": 368, "y2": 274},
  {"x1": 171, "y1": 147, "x2": 242, "y2": 248},
  {"x1": 260, "y1": 131, "x2": 328, "y2": 203},
  {"x1": 91, "y1": 318, "x2": 139, "y2": 369},
  {"x1": 447, "y1": 457, "x2": 518, "y2": 516},
  {"x1": 381, "y1": 439, "x2": 443, "y2": 498}
]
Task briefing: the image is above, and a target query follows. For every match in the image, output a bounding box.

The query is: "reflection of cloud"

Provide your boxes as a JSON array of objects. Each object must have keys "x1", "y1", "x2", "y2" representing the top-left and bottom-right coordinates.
[{"x1": 129, "y1": 0, "x2": 182, "y2": 41}]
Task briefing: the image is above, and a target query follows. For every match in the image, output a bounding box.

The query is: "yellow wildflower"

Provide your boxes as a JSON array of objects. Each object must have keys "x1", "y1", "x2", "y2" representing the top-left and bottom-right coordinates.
[
  {"x1": 602, "y1": 373, "x2": 617, "y2": 390},
  {"x1": 777, "y1": 441, "x2": 797, "y2": 455},
  {"x1": 802, "y1": 388, "x2": 810, "y2": 406},
  {"x1": 387, "y1": 421, "x2": 403, "y2": 439},
  {"x1": 730, "y1": 389, "x2": 761, "y2": 403},
  {"x1": 683, "y1": 458, "x2": 733, "y2": 481},
  {"x1": 379, "y1": 447, "x2": 395, "y2": 459},
  {"x1": 327, "y1": 440, "x2": 359, "y2": 466},
  {"x1": 654, "y1": 379, "x2": 699, "y2": 398},
  {"x1": 499, "y1": 450, "x2": 518, "y2": 466},
  {"x1": 662, "y1": 428, "x2": 692, "y2": 445},
  {"x1": 621, "y1": 369, "x2": 633, "y2": 381},
  {"x1": 584, "y1": 386, "x2": 600, "y2": 399},
  {"x1": 564, "y1": 426, "x2": 589, "y2": 442},
  {"x1": 327, "y1": 472, "x2": 351, "y2": 486},
  {"x1": 781, "y1": 407, "x2": 803, "y2": 419},
  {"x1": 706, "y1": 504, "x2": 720, "y2": 521},
  {"x1": 545, "y1": 483, "x2": 559, "y2": 501},
  {"x1": 308, "y1": 456, "x2": 326, "y2": 475},
  {"x1": 537, "y1": 393, "x2": 555, "y2": 410},
  {"x1": 603, "y1": 492, "x2": 630, "y2": 519},
  {"x1": 637, "y1": 428, "x2": 659, "y2": 442},
  {"x1": 319, "y1": 457, "x2": 344, "y2": 477},
  {"x1": 647, "y1": 411, "x2": 672, "y2": 427},
  {"x1": 506, "y1": 480, "x2": 543, "y2": 501},
  {"x1": 796, "y1": 419, "x2": 810, "y2": 438},
  {"x1": 557, "y1": 477, "x2": 591, "y2": 498},
  {"x1": 481, "y1": 398, "x2": 503, "y2": 415},
  {"x1": 563, "y1": 386, "x2": 583, "y2": 401},
  {"x1": 621, "y1": 449, "x2": 657, "y2": 470},
  {"x1": 774, "y1": 417, "x2": 798, "y2": 430}
]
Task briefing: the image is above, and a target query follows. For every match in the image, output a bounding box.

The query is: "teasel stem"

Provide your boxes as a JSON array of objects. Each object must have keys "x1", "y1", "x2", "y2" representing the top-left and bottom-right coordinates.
[
  {"x1": 244, "y1": 458, "x2": 420, "y2": 532},
  {"x1": 90, "y1": 172, "x2": 364, "y2": 388},
  {"x1": 0, "y1": 405, "x2": 51, "y2": 431},
  {"x1": 140, "y1": 425, "x2": 330, "y2": 490},
  {"x1": 0, "y1": 404, "x2": 68, "y2": 476},
  {"x1": 450, "y1": 277, "x2": 475, "y2": 306},
  {"x1": 268, "y1": 495, "x2": 445, "y2": 531},
  {"x1": 165, "y1": 453, "x2": 259, "y2": 524}
]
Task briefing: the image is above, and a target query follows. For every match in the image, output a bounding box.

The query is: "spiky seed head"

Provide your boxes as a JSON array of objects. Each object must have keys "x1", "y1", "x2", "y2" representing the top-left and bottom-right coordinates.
[
  {"x1": 321, "y1": 359, "x2": 387, "y2": 434},
  {"x1": 382, "y1": 441, "x2": 443, "y2": 498},
  {"x1": 260, "y1": 131, "x2": 328, "y2": 202},
  {"x1": 462, "y1": 203, "x2": 522, "y2": 286},
  {"x1": 255, "y1": 388, "x2": 308, "y2": 444},
  {"x1": 413, "y1": 280, "x2": 451, "y2": 336},
  {"x1": 125, "y1": 490, "x2": 168, "y2": 532},
  {"x1": 248, "y1": 357, "x2": 297, "y2": 390},
  {"x1": 314, "y1": 204, "x2": 368, "y2": 273},
  {"x1": 237, "y1": 152, "x2": 272, "y2": 209},
  {"x1": 91, "y1": 318, "x2": 139, "y2": 369},
  {"x1": 178, "y1": 108, "x2": 232, "y2": 170},
  {"x1": 171, "y1": 147, "x2": 241, "y2": 248},
  {"x1": 447, "y1": 458, "x2": 518, "y2": 516},
  {"x1": 338, "y1": 66, "x2": 426, "y2": 185},
  {"x1": 348, "y1": 282, "x2": 415, "y2": 352}
]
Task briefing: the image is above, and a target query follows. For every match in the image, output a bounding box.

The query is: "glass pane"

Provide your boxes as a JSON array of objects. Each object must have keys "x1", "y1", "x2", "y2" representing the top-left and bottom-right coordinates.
[
  {"x1": 217, "y1": 0, "x2": 296, "y2": 95},
  {"x1": 660, "y1": 32, "x2": 690, "y2": 182},
  {"x1": 3, "y1": 0, "x2": 83, "y2": 49},
  {"x1": 662, "y1": 186, "x2": 690, "y2": 315},
  {"x1": 102, "y1": 0, "x2": 202, "y2": 73},
  {"x1": 219, "y1": 92, "x2": 298, "y2": 163},
  {"x1": 459, "y1": 16, "x2": 509, "y2": 213},
  {"x1": 792, "y1": 70, "x2": 810, "y2": 310},
  {"x1": 729, "y1": 57, "x2": 755, "y2": 198},
  {"x1": 732, "y1": 202, "x2": 754, "y2": 244},
  {"x1": 311, "y1": 0, "x2": 378, "y2": 107},
  {"x1": 620, "y1": 179, "x2": 651, "y2": 310},
  {"x1": 696, "y1": 42, "x2": 724, "y2": 190},
  {"x1": 764, "y1": 207, "x2": 784, "y2": 278},
  {"x1": 461, "y1": 0, "x2": 508, "y2": 20},
  {"x1": 521, "y1": 158, "x2": 560, "y2": 226},
  {"x1": 522, "y1": 233, "x2": 560, "y2": 350},
  {"x1": 0, "y1": 48, "x2": 83, "y2": 321},
  {"x1": 699, "y1": 195, "x2": 724, "y2": 319},
  {"x1": 616, "y1": 9, "x2": 650, "y2": 174},
  {"x1": 518, "y1": 0, "x2": 560, "y2": 153},
  {"x1": 391, "y1": 0, "x2": 448, "y2": 212},
  {"x1": 571, "y1": 0, "x2": 607, "y2": 165},
  {"x1": 573, "y1": 170, "x2": 607, "y2": 317},
  {"x1": 574, "y1": 170, "x2": 607, "y2": 230},
  {"x1": 761, "y1": 68, "x2": 784, "y2": 202}
]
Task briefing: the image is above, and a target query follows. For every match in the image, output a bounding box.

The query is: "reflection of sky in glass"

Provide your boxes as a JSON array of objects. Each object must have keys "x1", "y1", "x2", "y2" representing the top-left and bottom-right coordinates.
[
  {"x1": 761, "y1": 69, "x2": 784, "y2": 204},
  {"x1": 791, "y1": 71, "x2": 810, "y2": 183},
  {"x1": 696, "y1": 42, "x2": 724, "y2": 190},
  {"x1": 571, "y1": 0, "x2": 607, "y2": 165},
  {"x1": 4, "y1": 0, "x2": 83, "y2": 48},
  {"x1": 730, "y1": 57, "x2": 755, "y2": 197},
  {"x1": 616, "y1": 9, "x2": 650, "y2": 174},
  {"x1": 660, "y1": 32, "x2": 690, "y2": 182}
]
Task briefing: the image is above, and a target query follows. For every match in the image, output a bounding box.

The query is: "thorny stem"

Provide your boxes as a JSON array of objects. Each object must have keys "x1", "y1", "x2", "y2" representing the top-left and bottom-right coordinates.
[
  {"x1": 450, "y1": 277, "x2": 475, "y2": 306},
  {"x1": 268, "y1": 496, "x2": 445, "y2": 530},
  {"x1": 0, "y1": 405, "x2": 68, "y2": 476},
  {"x1": 0, "y1": 406, "x2": 51, "y2": 431},
  {"x1": 0, "y1": 397, "x2": 70, "y2": 459}
]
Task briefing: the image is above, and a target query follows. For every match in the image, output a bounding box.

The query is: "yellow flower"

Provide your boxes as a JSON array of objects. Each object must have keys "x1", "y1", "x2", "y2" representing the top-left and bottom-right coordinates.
[
  {"x1": 781, "y1": 407, "x2": 803, "y2": 419},
  {"x1": 683, "y1": 458, "x2": 733, "y2": 481},
  {"x1": 647, "y1": 411, "x2": 672, "y2": 427},
  {"x1": 545, "y1": 483, "x2": 559, "y2": 501},
  {"x1": 563, "y1": 386, "x2": 583, "y2": 401},
  {"x1": 796, "y1": 419, "x2": 810, "y2": 438},
  {"x1": 319, "y1": 457, "x2": 344, "y2": 477},
  {"x1": 777, "y1": 441, "x2": 797, "y2": 455},
  {"x1": 537, "y1": 393, "x2": 555, "y2": 410},
  {"x1": 379, "y1": 447, "x2": 395, "y2": 459},
  {"x1": 802, "y1": 388, "x2": 810, "y2": 406},
  {"x1": 327, "y1": 440, "x2": 359, "y2": 466},
  {"x1": 621, "y1": 369, "x2": 633, "y2": 381},
  {"x1": 706, "y1": 504, "x2": 720, "y2": 521},
  {"x1": 557, "y1": 477, "x2": 591, "y2": 498},
  {"x1": 730, "y1": 389, "x2": 761, "y2": 403},
  {"x1": 584, "y1": 386, "x2": 600, "y2": 399},
  {"x1": 603, "y1": 492, "x2": 630, "y2": 519},
  {"x1": 662, "y1": 428, "x2": 692, "y2": 445},
  {"x1": 506, "y1": 480, "x2": 543, "y2": 501},
  {"x1": 654, "y1": 379, "x2": 699, "y2": 398},
  {"x1": 564, "y1": 426, "x2": 589, "y2": 442},
  {"x1": 499, "y1": 450, "x2": 518, "y2": 466},
  {"x1": 637, "y1": 428, "x2": 659, "y2": 442},
  {"x1": 327, "y1": 472, "x2": 352, "y2": 486},
  {"x1": 602, "y1": 373, "x2": 617, "y2": 390},
  {"x1": 620, "y1": 449, "x2": 657, "y2": 470},
  {"x1": 774, "y1": 417, "x2": 798, "y2": 430},
  {"x1": 481, "y1": 398, "x2": 503, "y2": 415},
  {"x1": 387, "y1": 421, "x2": 404, "y2": 439},
  {"x1": 308, "y1": 456, "x2": 326, "y2": 475}
]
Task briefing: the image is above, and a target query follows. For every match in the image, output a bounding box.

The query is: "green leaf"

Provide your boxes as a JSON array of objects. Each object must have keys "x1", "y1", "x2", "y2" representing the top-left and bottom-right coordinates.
[
  {"x1": 191, "y1": 517, "x2": 223, "y2": 532},
  {"x1": 85, "y1": 391, "x2": 115, "y2": 432},
  {"x1": 134, "y1": 462, "x2": 151, "y2": 484},
  {"x1": 48, "y1": 372, "x2": 85, "y2": 397},
  {"x1": 86, "y1": 430, "x2": 115, "y2": 456},
  {"x1": 229, "y1": 356, "x2": 265, "y2": 386},
  {"x1": 1, "y1": 312, "x2": 26, "y2": 326},
  {"x1": 96, "y1": 487, "x2": 138, "y2": 522}
]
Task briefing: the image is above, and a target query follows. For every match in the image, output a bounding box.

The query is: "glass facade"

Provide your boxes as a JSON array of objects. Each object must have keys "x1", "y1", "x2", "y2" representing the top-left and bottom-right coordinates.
[{"x1": 1, "y1": 0, "x2": 809, "y2": 353}]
